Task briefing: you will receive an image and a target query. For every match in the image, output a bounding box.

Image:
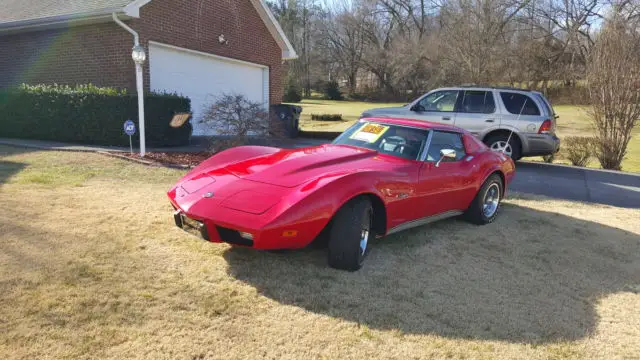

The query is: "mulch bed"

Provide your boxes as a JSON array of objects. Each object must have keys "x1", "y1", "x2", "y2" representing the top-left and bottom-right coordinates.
[{"x1": 116, "y1": 151, "x2": 212, "y2": 168}]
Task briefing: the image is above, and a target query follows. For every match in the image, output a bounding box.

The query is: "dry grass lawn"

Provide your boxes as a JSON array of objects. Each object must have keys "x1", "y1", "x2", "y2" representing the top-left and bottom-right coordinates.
[
  {"x1": 1, "y1": 146, "x2": 639, "y2": 360},
  {"x1": 292, "y1": 99, "x2": 640, "y2": 172}
]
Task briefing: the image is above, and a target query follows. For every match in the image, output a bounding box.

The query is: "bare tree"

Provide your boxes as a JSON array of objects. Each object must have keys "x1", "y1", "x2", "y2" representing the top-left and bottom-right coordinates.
[
  {"x1": 317, "y1": 1, "x2": 367, "y2": 94},
  {"x1": 587, "y1": 6, "x2": 640, "y2": 170}
]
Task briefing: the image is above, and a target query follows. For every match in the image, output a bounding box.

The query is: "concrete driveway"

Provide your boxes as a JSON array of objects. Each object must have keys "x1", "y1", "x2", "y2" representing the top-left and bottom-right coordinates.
[{"x1": 511, "y1": 162, "x2": 640, "y2": 208}]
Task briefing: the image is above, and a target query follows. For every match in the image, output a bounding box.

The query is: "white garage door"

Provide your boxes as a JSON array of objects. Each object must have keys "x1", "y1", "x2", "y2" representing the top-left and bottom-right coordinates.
[{"x1": 149, "y1": 42, "x2": 269, "y2": 135}]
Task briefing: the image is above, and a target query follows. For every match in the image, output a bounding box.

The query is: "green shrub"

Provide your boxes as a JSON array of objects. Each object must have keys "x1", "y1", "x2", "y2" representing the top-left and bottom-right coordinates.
[
  {"x1": 283, "y1": 76, "x2": 302, "y2": 103},
  {"x1": 283, "y1": 83, "x2": 302, "y2": 103},
  {"x1": 564, "y1": 136, "x2": 596, "y2": 167},
  {"x1": 311, "y1": 114, "x2": 343, "y2": 121},
  {"x1": 0, "y1": 84, "x2": 191, "y2": 147},
  {"x1": 542, "y1": 154, "x2": 555, "y2": 163},
  {"x1": 324, "y1": 81, "x2": 343, "y2": 100}
]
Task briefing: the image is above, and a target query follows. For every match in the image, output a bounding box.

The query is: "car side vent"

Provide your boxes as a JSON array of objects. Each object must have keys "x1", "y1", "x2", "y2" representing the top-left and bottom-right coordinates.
[{"x1": 216, "y1": 226, "x2": 254, "y2": 247}]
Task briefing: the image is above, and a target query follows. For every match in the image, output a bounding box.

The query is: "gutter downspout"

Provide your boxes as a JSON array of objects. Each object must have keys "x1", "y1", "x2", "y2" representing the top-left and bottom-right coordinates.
[{"x1": 112, "y1": 12, "x2": 146, "y2": 157}]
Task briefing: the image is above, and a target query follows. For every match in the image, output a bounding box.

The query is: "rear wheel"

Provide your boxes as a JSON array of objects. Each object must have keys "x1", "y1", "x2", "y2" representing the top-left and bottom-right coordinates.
[
  {"x1": 327, "y1": 198, "x2": 373, "y2": 271},
  {"x1": 464, "y1": 174, "x2": 503, "y2": 225},
  {"x1": 484, "y1": 133, "x2": 522, "y2": 161}
]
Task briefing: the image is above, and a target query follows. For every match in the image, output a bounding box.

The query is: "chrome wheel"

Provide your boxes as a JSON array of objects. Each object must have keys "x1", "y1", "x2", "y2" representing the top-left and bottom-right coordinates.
[
  {"x1": 359, "y1": 209, "x2": 372, "y2": 259},
  {"x1": 482, "y1": 183, "x2": 500, "y2": 218},
  {"x1": 490, "y1": 141, "x2": 513, "y2": 158}
]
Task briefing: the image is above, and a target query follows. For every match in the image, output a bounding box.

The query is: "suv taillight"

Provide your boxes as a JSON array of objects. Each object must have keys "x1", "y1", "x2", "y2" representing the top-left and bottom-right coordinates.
[{"x1": 538, "y1": 119, "x2": 552, "y2": 134}]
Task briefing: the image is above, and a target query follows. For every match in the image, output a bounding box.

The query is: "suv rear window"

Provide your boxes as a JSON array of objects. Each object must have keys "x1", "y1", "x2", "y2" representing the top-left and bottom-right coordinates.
[
  {"x1": 500, "y1": 92, "x2": 540, "y2": 116},
  {"x1": 532, "y1": 92, "x2": 554, "y2": 117}
]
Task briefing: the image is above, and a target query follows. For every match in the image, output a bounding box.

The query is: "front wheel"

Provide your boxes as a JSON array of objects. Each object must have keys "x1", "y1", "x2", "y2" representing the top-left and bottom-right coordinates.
[
  {"x1": 327, "y1": 198, "x2": 373, "y2": 271},
  {"x1": 464, "y1": 174, "x2": 503, "y2": 225}
]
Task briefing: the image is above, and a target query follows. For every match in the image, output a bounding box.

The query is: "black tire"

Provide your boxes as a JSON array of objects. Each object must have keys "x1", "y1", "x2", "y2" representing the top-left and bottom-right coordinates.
[
  {"x1": 464, "y1": 174, "x2": 503, "y2": 225},
  {"x1": 484, "y1": 133, "x2": 522, "y2": 161},
  {"x1": 327, "y1": 197, "x2": 374, "y2": 271}
]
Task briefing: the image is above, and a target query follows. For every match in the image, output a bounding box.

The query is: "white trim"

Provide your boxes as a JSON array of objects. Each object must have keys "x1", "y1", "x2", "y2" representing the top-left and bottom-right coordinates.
[
  {"x1": 248, "y1": 0, "x2": 298, "y2": 60},
  {"x1": 123, "y1": 0, "x2": 153, "y2": 17},
  {"x1": 0, "y1": 8, "x2": 127, "y2": 32},
  {"x1": 148, "y1": 41, "x2": 269, "y2": 69},
  {"x1": 262, "y1": 68, "x2": 270, "y2": 108}
]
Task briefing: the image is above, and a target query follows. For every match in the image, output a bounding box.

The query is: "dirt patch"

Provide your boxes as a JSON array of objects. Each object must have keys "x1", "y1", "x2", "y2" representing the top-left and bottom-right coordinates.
[{"x1": 116, "y1": 151, "x2": 212, "y2": 168}]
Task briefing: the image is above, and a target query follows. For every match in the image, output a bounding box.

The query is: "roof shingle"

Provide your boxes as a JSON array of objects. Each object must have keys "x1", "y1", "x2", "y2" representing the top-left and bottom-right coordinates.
[{"x1": 0, "y1": 0, "x2": 134, "y2": 24}]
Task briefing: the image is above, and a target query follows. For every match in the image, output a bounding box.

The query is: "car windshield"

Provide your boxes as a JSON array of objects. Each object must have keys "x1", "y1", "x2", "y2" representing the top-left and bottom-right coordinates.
[{"x1": 332, "y1": 121, "x2": 429, "y2": 160}]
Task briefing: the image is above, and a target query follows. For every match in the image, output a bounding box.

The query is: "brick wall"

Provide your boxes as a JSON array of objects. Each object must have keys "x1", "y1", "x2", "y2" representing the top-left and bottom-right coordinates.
[
  {"x1": 0, "y1": 0, "x2": 284, "y2": 104},
  {"x1": 0, "y1": 22, "x2": 134, "y2": 90}
]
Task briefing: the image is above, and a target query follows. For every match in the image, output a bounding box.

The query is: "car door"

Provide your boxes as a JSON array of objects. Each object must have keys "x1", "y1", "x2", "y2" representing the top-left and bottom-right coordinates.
[
  {"x1": 414, "y1": 130, "x2": 476, "y2": 217},
  {"x1": 453, "y1": 90, "x2": 498, "y2": 137},
  {"x1": 408, "y1": 90, "x2": 461, "y2": 125}
]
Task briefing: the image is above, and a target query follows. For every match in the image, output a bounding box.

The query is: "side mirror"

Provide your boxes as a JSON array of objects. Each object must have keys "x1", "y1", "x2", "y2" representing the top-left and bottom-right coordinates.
[
  {"x1": 411, "y1": 104, "x2": 425, "y2": 112},
  {"x1": 436, "y1": 149, "x2": 456, "y2": 167}
]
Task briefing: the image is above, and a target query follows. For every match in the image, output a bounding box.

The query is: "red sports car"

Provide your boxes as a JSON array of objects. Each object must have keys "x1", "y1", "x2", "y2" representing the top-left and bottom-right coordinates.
[{"x1": 168, "y1": 117, "x2": 515, "y2": 271}]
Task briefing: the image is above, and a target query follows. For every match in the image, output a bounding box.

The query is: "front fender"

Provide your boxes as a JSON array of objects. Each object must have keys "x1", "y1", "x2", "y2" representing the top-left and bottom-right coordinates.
[{"x1": 264, "y1": 171, "x2": 389, "y2": 247}]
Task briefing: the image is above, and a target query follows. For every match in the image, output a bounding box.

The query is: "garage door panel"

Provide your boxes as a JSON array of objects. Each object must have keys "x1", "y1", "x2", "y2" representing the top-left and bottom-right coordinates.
[{"x1": 149, "y1": 43, "x2": 268, "y2": 136}]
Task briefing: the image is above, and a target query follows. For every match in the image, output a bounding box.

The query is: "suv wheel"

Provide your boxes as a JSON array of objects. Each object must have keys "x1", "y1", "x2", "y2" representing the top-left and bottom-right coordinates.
[{"x1": 485, "y1": 134, "x2": 522, "y2": 161}]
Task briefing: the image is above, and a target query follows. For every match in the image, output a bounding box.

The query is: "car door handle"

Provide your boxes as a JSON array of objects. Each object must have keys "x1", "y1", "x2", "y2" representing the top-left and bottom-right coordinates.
[
  {"x1": 485, "y1": 119, "x2": 495, "y2": 123},
  {"x1": 442, "y1": 116, "x2": 451, "y2": 121}
]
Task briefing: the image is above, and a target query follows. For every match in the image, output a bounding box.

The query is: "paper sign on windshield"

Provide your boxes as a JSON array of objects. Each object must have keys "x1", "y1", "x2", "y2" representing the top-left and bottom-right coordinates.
[{"x1": 350, "y1": 123, "x2": 389, "y2": 143}]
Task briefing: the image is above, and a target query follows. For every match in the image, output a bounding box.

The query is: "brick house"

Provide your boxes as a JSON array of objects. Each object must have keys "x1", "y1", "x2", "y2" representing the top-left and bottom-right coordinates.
[{"x1": 0, "y1": 0, "x2": 297, "y2": 135}]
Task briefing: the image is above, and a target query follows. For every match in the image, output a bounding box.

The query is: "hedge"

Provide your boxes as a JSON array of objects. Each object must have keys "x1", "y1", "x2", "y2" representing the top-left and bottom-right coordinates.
[
  {"x1": 0, "y1": 84, "x2": 192, "y2": 147},
  {"x1": 311, "y1": 113, "x2": 343, "y2": 121}
]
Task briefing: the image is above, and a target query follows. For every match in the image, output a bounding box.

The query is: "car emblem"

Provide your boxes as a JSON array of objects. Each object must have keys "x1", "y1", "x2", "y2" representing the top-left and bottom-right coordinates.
[{"x1": 203, "y1": 192, "x2": 214, "y2": 198}]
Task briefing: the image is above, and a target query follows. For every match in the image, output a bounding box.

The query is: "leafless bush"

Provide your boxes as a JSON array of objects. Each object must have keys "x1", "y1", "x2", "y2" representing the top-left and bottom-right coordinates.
[
  {"x1": 586, "y1": 13, "x2": 640, "y2": 171},
  {"x1": 564, "y1": 136, "x2": 596, "y2": 167},
  {"x1": 200, "y1": 94, "x2": 284, "y2": 152}
]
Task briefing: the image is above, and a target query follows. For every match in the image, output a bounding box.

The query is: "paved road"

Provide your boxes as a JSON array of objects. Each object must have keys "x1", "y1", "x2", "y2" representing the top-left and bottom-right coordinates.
[{"x1": 511, "y1": 162, "x2": 640, "y2": 208}]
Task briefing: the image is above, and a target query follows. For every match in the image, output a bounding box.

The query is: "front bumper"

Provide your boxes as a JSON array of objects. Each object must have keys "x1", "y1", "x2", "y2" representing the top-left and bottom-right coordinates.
[
  {"x1": 173, "y1": 209, "x2": 255, "y2": 247},
  {"x1": 174, "y1": 210, "x2": 211, "y2": 241},
  {"x1": 171, "y1": 206, "x2": 325, "y2": 250},
  {"x1": 523, "y1": 134, "x2": 561, "y2": 157}
]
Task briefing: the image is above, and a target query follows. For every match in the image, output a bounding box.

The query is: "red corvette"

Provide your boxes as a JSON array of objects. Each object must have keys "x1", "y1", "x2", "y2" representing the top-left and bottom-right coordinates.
[{"x1": 168, "y1": 117, "x2": 515, "y2": 271}]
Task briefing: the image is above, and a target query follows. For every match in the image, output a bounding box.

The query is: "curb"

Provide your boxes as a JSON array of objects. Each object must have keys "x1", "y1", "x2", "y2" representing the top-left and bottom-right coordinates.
[
  {"x1": 518, "y1": 160, "x2": 640, "y2": 177},
  {"x1": 97, "y1": 151, "x2": 196, "y2": 170},
  {"x1": 0, "y1": 139, "x2": 194, "y2": 171},
  {"x1": 0, "y1": 140, "x2": 125, "y2": 153}
]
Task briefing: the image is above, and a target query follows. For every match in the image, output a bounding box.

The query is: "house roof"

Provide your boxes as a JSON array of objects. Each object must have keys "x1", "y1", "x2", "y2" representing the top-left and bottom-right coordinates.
[
  {"x1": 0, "y1": 0, "x2": 297, "y2": 59},
  {"x1": 0, "y1": 0, "x2": 134, "y2": 23}
]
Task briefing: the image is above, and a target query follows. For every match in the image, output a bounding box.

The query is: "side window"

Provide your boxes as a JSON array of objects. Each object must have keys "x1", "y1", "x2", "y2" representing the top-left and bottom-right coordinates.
[
  {"x1": 425, "y1": 131, "x2": 466, "y2": 162},
  {"x1": 459, "y1": 90, "x2": 496, "y2": 114},
  {"x1": 417, "y1": 90, "x2": 459, "y2": 112},
  {"x1": 500, "y1": 92, "x2": 540, "y2": 116}
]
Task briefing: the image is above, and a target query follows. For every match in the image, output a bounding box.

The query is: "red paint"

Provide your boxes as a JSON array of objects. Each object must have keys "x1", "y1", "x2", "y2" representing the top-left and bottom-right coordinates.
[{"x1": 168, "y1": 117, "x2": 515, "y2": 250}]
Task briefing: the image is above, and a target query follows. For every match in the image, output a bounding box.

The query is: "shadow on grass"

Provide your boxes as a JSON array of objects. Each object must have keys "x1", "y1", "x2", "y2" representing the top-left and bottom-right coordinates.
[
  {"x1": 0, "y1": 146, "x2": 35, "y2": 185},
  {"x1": 224, "y1": 202, "x2": 640, "y2": 344}
]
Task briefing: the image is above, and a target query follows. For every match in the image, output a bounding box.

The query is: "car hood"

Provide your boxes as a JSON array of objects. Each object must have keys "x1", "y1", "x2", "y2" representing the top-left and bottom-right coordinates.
[{"x1": 224, "y1": 144, "x2": 396, "y2": 187}]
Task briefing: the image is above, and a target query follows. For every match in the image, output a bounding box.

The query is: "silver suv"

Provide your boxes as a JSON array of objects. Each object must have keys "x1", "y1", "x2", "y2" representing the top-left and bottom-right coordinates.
[{"x1": 360, "y1": 86, "x2": 560, "y2": 160}]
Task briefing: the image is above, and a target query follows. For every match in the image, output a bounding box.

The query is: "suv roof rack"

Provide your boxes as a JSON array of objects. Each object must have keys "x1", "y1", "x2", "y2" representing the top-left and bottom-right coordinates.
[{"x1": 457, "y1": 84, "x2": 532, "y2": 92}]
